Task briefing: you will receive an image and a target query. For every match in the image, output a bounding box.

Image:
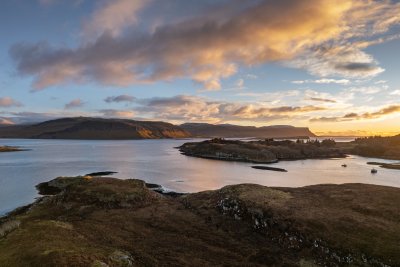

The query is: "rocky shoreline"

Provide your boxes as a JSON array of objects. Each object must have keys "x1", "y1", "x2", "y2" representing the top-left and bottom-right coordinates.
[
  {"x1": 0, "y1": 175, "x2": 399, "y2": 266},
  {"x1": 178, "y1": 139, "x2": 347, "y2": 165},
  {"x1": 367, "y1": 162, "x2": 400, "y2": 170},
  {"x1": 0, "y1": 146, "x2": 24, "y2": 152}
]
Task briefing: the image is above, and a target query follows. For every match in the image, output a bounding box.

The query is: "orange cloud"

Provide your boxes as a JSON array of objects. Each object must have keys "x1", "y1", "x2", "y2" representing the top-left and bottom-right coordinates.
[
  {"x1": 310, "y1": 104, "x2": 400, "y2": 122},
  {"x1": 135, "y1": 95, "x2": 327, "y2": 123},
  {"x1": 11, "y1": 0, "x2": 400, "y2": 90},
  {"x1": 0, "y1": 97, "x2": 22, "y2": 108}
]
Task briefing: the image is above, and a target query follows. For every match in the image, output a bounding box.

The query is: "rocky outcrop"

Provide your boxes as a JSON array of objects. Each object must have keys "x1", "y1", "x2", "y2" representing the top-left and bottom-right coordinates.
[
  {"x1": 0, "y1": 176, "x2": 399, "y2": 266},
  {"x1": 179, "y1": 138, "x2": 346, "y2": 164},
  {"x1": 0, "y1": 117, "x2": 191, "y2": 140}
]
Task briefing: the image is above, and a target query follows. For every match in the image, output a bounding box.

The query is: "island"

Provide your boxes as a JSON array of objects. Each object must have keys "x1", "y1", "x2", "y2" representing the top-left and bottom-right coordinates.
[
  {"x1": 0, "y1": 175, "x2": 399, "y2": 266},
  {"x1": 179, "y1": 136, "x2": 400, "y2": 169},
  {"x1": 179, "y1": 138, "x2": 346, "y2": 164}
]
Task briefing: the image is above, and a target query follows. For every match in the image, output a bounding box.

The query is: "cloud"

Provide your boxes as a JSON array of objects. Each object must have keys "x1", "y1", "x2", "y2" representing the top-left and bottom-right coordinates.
[
  {"x1": 99, "y1": 109, "x2": 135, "y2": 118},
  {"x1": 363, "y1": 105, "x2": 400, "y2": 119},
  {"x1": 246, "y1": 74, "x2": 258, "y2": 79},
  {"x1": 335, "y1": 62, "x2": 380, "y2": 73},
  {"x1": 11, "y1": 0, "x2": 400, "y2": 90},
  {"x1": 104, "y1": 94, "x2": 136, "y2": 103},
  {"x1": 307, "y1": 97, "x2": 337, "y2": 103},
  {"x1": 0, "y1": 97, "x2": 23, "y2": 108},
  {"x1": 235, "y1": 79, "x2": 244, "y2": 88},
  {"x1": 237, "y1": 90, "x2": 301, "y2": 104},
  {"x1": 82, "y1": 0, "x2": 149, "y2": 40},
  {"x1": 289, "y1": 45, "x2": 385, "y2": 78},
  {"x1": 0, "y1": 117, "x2": 15, "y2": 125},
  {"x1": 310, "y1": 104, "x2": 400, "y2": 122},
  {"x1": 304, "y1": 89, "x2": 353, "y2": 107},
  {"x1": 65, "y1": 99, "x2": 84, "y2": 109},
  {"x1": 390, "y1": 90, "x2": 400, "y2": 96},
  {"x1": 349, "y1": 86, "x2": 384, "y2": 94},
  {"x1": 292, "y1": 79, "x2": 350, "y2": 85},
  {"x1": 268, "y1": 106, "x2": 325, "y2": 113},
  {"x1": 135, "y1": 95, "x2": 327, "y2": 123}
]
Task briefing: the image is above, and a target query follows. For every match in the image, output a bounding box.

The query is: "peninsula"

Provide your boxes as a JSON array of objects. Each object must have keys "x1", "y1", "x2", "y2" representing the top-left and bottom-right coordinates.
[
  {"x1": 0, "y1": 176, "x2": 399, "y2": 266},
  {"x1": 179, "y1": 138, "x2": 346, "y2": 164},
  {"x1": 0, "y1": 118, "x2": 317, "y2": 140},
  {"x1": 0, "y1": 117, "x2": 190, "y2": 140},
  {"x1": 179, "y1": 135, "x2": 400, "y2": 166}
]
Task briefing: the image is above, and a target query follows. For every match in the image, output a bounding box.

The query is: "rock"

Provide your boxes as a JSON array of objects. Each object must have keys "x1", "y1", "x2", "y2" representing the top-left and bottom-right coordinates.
[
  {"x1": 251, "y1": 165, "x2": 288, "y2": 172},
  {"x1": 85, "y1": 171, "x2": 118, "y2": 177},
  {"x1": 0, "y1": 220, "x2": 20, "y2": 237},
  {"x1": 109, "y1": 251, "x2": 134, "y2": 267}
]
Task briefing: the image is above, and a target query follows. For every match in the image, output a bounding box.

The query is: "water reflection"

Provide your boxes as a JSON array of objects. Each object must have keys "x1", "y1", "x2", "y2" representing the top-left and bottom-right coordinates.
[{"x1": 1, "y1": 138, "x2": 399, "y2": 215}]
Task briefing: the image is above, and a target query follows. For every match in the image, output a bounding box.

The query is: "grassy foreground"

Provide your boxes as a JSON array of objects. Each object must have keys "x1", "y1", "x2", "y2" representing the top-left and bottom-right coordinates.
[{"x1": 0, "y1": 176, "x2": 399, "y2": 266}]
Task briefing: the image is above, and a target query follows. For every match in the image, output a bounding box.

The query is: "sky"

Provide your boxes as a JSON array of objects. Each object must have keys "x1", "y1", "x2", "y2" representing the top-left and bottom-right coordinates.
[{"x1": 1, "y1": 0, "x2": 400, "y2": 136}]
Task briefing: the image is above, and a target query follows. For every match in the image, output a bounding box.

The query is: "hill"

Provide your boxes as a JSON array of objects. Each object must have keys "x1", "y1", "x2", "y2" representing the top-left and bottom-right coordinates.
[
  {"x1": 0, "y1": 176, "x2": 399, "y2": 266},
  {"x1": 0, "y1": 117, "x2": 190, "y2": 139},
  {"x1": 181, "y1": 123, "x2": 316, "y2": 138}
]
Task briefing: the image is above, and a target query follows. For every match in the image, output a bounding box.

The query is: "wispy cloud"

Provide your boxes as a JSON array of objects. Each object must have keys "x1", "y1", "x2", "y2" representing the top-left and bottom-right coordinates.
[
  {"x1": 0, "y1": 97, "x2": 23, "y2": 108},
  {"x1": 82, "y1": 0, "x2": 149, "y2": 40},
  {"x1": 349, "y1": 86, "x2": 385, "y2": 94},
  {"x1": 307, "y1": 97, "x2": 337, "y2": 103},
  {"x1": 104, "y1": 94, "x2": 136, "y2": 103},
  {"x1": 310, "y1": 104, "x2": 400, "y2": 122},
  {"x1": 390, "y1": 90, "x2": 400, "y2": 96},
  {"x1": 292, "y1": 79, "x2": 350, "y2": 85},
  {"x1": 99, "y1": 109, "x2": 135, "y2": 118},
  {"x1": 135, "y1": 95, "x2": 327, "y2": 123},
  {"x1": 65, "y1": 98, "x2": 84, "y2": 109},
  {"x1": 0, "y1": 117, "x2": 15, "y2": 125},
  {"x1": 289, "y1": 45, "x2": 385, "y2": 79}
]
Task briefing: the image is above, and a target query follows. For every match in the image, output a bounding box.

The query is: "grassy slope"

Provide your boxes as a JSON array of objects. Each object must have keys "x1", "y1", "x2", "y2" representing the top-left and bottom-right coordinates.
[{"x1": 0, "y1": 177, "x2": 399, "y2": 266}]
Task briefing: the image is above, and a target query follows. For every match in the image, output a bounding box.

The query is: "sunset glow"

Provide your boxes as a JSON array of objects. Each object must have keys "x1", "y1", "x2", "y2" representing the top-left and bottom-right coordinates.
[{"x1": 1, "y1": 0, "x2": 400, "y2": 135}]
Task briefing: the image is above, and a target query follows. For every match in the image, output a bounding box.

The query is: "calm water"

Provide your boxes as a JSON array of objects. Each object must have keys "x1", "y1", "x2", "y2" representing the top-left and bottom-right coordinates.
[{"x1": 1, "y1": 138, "x2": 399, "y2": 215}]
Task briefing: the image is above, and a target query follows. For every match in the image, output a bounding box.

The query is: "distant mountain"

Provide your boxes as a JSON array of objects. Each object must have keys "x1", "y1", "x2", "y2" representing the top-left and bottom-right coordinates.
[
  {"x1": 0, "y1": 117, "x2": 191, "y2": 139},
  {"x1": 180, "y1": 123, "x2": 316, "y2": 138}
]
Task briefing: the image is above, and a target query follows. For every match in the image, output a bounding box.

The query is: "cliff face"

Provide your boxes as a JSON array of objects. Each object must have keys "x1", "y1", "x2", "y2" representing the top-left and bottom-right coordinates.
[
  {"x1": 0, "y1": 176, "x2": 399, "y2": 266},
  {"x1": 181, "y1": 123, "x2": 316, "y2": 138},
  {"x1": 0, "y1": 117, "x2": 191, "y2": 140}
]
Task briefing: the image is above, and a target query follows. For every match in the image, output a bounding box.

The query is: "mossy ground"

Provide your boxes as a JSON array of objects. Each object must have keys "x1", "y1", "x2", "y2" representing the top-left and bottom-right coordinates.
[{"x1": 0, "y1": 177, "x2": 399, "y2": 266}]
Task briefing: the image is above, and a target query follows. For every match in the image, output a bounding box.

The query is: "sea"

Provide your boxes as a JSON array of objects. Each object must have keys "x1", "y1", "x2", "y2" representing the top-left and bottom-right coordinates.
[{"x1": 1, "y1": 138, "x2": 399, "y2": 215}]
